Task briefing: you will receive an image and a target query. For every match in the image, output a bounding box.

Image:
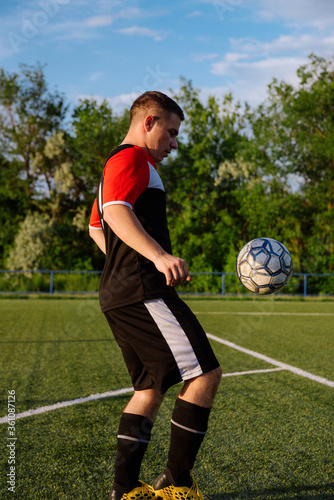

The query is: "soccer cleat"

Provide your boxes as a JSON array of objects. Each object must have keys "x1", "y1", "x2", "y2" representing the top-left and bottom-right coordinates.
[
  {"x1": 152, "y1": 472, "x2": 212, "y2": 500},
  {"x1": 109, "y1": 481, "x2": 156, "y2": 500}
]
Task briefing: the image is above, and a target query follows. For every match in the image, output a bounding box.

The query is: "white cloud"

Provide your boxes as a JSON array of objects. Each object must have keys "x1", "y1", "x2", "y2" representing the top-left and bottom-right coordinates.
[
  {"x1": 230, "y1": 34, "x2": 334, "y2": 58},
  {"x1": 0, "y1": 10, "x2": 113, "y2": 54},
  {"x1": 212, "y1": 54, "x2": 303, "y2": 80},
  {"x1": 76, "y1": 91, "x2": 139, "y2": 115},
  {"x1": 77, "y1": 85, "x2": 178, "y2": 115},
  {"x1": 45, "y1": 19, "x2": 110, "y2": 40},
  {"x1": 198, "y1": 79, "x2": 269, "y2": 109},
  {"x1": 107, "y1": 87, "x2": 178, "y2": 113},
  {"x1": 116, "y1": 26, "x2": 168, "y2": 41},
  {"x1": 107, "y1": 92, "x2": 139, "y2": 113},
  {"x1": 89, "y1": 72, "x2": 104, "y2": 82},
  {"x1": 187, "y1": 11, "x2": 203, "y2": 18},
  {"x1": 208, "y1": 30, "x2": 334, "y2": 108},
  {"x1": 210, "y1": 54, "x2": 305, "y2": 106},
  {"x1": 83, "y1": 15, "x2": 112, "y2": 28},
  {"x1": 50, "y1": 15, "x2": 112, "y2": 33},
  {"x1": 224, "y1": 52, "x2": 249, "y2": 62},
  {"x1": 191, "y1": 53, "x2": 218, "y2": 62},
  {"x1": 253, "y1": 0, "x2": 334, "y2": 30},
  {"x1": 112, "y1": 7, "x2": 168, "y2": 21},
  {"x1": 113, "y1": 8, "x2": 147, "y2": 20}
]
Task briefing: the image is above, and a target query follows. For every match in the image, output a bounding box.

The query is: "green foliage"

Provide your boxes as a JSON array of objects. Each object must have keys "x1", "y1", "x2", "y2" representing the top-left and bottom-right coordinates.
[
  {"x1": 160, "y1": 80, "x2": 250, "y2": 273},
  {"x1": 0, "y1": 65, "x2": 130, "y2": 271},
  {"x1": 70, "y1": 98, "x2": 129, "y2": 195},
  {"x1": 247, "y1": 54, "x2": 334, "y2": 273},
  {"x1": 0, "y1": 63, "x2": 67, "y2": 205},
  {"x1": 0, "y1": 57, "x2": 333, "y2": 293},
  {"x1": 0, "y1": 154, "x2": 26, "y2": 268},
  {"x1": 6, "y1": 212, "x2": 53, "y2": 270}
]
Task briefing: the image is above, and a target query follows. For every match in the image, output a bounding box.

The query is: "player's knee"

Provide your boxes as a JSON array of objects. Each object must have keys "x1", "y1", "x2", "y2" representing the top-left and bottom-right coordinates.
[
  {"x1": 185, "y1": 366, "x2": 222, "y2": 393},
  {"x1": 141, "y1": 385, "x2": 164, "y2": 406},
  {"x1": 207, "y1": 365, "x2": 222, "y2": 390}
]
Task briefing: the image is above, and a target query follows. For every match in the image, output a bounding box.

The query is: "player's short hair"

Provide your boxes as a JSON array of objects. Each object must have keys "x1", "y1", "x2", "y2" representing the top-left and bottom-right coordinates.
[{"x1": 130, "y1": 91, "x2": 184, "y2": 124}]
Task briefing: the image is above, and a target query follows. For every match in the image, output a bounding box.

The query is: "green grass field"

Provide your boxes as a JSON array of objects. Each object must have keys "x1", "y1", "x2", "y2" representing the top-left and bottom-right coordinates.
[{"x1": 0, "y1": 297, "x2": 333, "y2": 499}]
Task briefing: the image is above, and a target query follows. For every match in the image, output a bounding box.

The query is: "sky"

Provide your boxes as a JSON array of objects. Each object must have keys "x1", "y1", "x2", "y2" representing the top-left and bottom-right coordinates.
[{"x1": 1, "y1": 0, "x2": 334, "y2": 113}]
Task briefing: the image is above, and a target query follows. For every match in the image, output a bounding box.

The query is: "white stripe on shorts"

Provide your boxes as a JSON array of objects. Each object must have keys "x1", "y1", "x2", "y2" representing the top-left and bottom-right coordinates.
[{"x1": 144, "y1": 298, "x2": 203, "y2": 381}]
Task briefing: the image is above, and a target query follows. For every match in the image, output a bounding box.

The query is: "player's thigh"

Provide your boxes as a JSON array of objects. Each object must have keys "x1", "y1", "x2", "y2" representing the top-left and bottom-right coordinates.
[
  {"x1": 105, "y1": 297, "x2": 219, "y2": 395},
  {"x1": 104, "y1": 303, "x2": 181, "y2": 394}
]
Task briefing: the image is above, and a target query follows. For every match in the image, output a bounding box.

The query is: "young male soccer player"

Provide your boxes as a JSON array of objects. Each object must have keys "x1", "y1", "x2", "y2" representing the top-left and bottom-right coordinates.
[{"x1": 89, "y1": 91, "x2": 222, "y2": 500}]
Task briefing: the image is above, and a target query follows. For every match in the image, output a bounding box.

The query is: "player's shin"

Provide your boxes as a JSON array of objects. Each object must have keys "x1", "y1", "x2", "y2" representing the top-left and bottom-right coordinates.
[
  {"x1": 163, "y1": 398, "x2": 211, "y2": 486},
  {"x1": 112, "y1": 413, "x2": 153, "y2": 493}
]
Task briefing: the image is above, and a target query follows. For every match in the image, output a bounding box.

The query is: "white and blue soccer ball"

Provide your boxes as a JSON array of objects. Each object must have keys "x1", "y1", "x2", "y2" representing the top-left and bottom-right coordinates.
[{"x1": 236, "y1": 237, "x2": 293, "y2": 295}]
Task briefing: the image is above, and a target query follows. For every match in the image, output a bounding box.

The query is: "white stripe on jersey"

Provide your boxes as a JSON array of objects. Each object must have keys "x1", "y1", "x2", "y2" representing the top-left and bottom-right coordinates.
[
  {"x1": 103, "y1": 200, "x2": 133, "y2": 210},
  {"x1": 100, "y1": 162, "x2": 163, "y2": 218},
  {"x1": 98, "y1": 178, "x2": 104, "y2": 229},
  {"x1": 144, "y1": 299, "x2": 203, "y2": 381},
  {"x1": 148, "y1": 163, "x2": 165, "y2": 190}
]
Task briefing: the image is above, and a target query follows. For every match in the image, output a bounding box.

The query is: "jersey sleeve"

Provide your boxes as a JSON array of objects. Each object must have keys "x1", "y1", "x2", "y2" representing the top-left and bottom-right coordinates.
[
  {"x1": 102, "y1": 146, "x2": 150, "y2": 210},
  {"x1": 89, "y1": 198, "x2": 102, "y2": 230}
]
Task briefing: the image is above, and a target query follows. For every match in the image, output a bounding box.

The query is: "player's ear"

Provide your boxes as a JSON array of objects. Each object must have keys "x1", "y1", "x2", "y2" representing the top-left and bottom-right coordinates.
[{"x1": 144, "y1": 115, "x2": 155, "y2": 132}]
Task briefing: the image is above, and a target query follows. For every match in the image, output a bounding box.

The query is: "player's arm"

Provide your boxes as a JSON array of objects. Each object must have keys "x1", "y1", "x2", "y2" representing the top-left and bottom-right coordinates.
[
  {"x1": 103, "y1": 204, "x2": 191, "y2": 287},
  {"x1": 89, "y1": 227, "x2": 106, "y2": 254},
  {"x1": 88, "y1": 198, "x2": 106, "y2": 253}
]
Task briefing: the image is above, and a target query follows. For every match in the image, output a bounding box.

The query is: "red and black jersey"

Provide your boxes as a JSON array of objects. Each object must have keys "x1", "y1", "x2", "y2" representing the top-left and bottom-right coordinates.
[{"x1": 89, "y1": 144, "x2": 177, "y2": 312}]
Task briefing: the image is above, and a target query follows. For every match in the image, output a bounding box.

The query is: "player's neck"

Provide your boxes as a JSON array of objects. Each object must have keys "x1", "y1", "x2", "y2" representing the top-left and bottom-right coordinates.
[{"x1": 121, "y1": 134, "x2": 150, "y2": 157}]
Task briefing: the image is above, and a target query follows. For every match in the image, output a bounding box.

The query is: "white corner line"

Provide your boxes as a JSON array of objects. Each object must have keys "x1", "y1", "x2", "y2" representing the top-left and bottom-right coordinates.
[
  {"x1": 207, "y1": 333, "x2": 334, "y2": 388},
  {"x1": 221, "y1": 367, "x2": 283, "y2": 377},
  {"x1": 0, "y1": 367, "x2": 284, "y2": 424},
  {"x1": 1, "y1": 333, "x2": 333, "y2": 425},
  {"x1": 0, "y1": 387, "x2": 134, "y2": 425}
]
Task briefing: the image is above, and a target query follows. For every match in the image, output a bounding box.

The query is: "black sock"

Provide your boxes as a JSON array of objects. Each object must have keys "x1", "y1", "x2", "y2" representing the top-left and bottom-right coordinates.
[
  {"x1": 166, "y1": 398, "x2": 211, "y2": 487},
  {"x1": 113, "y1": 413, "x2": 153, "y2": 492}
]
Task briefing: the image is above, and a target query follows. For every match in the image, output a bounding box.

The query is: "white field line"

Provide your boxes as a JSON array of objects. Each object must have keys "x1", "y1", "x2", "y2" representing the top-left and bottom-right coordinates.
[
  {"x1": 1, "y1": 333, "x2": 333, "y2": 424},
  {"x1": 0, "y1": 367, "x2": 283, "y2": 424},
  {"x1": 221, "y1": 367, "x2": 283, "y2": 377},
  {"x1": 0, "y1": 387, "x2": 134, "y2": 425},
  {"x1": 207, "y1": 333, "x2": 334, "y2": 388}
]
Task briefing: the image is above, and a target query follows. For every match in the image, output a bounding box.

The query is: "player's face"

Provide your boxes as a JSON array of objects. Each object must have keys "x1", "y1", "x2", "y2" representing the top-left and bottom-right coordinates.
[{"x1": 146, "y1": 112, "x2": 181, "y2": 163}]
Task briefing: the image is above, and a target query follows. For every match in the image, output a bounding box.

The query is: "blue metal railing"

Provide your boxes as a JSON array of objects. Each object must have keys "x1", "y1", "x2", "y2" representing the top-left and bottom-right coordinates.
[
  {"x1": 0, "y1": 269, "x2": 102, "y2": 295},
  {"x1": 0, "y1": 270, "x2": 333, "y2": 297}
]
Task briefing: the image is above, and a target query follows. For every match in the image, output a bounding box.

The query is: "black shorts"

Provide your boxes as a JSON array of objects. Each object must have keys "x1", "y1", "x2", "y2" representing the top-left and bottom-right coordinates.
[{"x1": 104, "y1": 295, "x2": 220, "y2": 395}]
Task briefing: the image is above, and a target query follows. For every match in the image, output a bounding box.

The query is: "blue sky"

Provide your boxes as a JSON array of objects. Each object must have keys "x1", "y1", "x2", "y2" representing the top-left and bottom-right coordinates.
[{"x1": 1, "y1": 0, "x2": 334, "y2": 112}]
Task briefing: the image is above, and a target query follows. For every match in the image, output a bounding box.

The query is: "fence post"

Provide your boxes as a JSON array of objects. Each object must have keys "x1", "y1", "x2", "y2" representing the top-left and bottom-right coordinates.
[
  {"x1": 303, "y1": 274, "x2": 307, "y2": 298},
  {"x1": 49, "y1": 271, "x2": 54, "y2": 295},
  {"x1": 221, "y1": 273, "x2": 225, "y2": 296}
]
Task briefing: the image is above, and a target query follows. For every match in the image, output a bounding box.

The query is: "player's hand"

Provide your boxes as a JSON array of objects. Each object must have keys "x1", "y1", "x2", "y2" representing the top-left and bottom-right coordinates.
[{"x1": 153, "y1": 253, "x2": 191, "y2": 287}]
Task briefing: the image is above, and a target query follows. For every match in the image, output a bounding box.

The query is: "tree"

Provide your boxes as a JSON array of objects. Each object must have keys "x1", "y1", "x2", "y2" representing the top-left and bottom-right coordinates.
[
  {"x1": 67, "y1": 99, "x2": 130, "y2": 269},
  {"x1": 159, "y1": 80, "x2": 251, "y2": 274},
  {"x1": 2, "y1": 57, "x2": 333, "y2": 291},
  {"x1": 247, "y1": 54, "x2": 334, "y2": 273},
  {"x1": 0, "y1": 69, "x2": 130, "y2": 270},
  {"x1": 0, "y1": 63, "x2": 68, "y2": 207},
  {"x1": 0, "y1": 154, "x2": 26, "y2": 268},
  {"x1": 6, "y1": 212, "x2": 53, "y2": 271},
  {"x1": 70, "y1": 98, "x2": 130, "y2": 197}
]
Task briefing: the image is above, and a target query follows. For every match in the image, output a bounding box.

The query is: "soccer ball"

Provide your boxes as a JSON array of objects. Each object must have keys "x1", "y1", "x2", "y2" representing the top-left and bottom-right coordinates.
[{"x1": 236, "y1": 237, "x2": 293, "y2": 295}]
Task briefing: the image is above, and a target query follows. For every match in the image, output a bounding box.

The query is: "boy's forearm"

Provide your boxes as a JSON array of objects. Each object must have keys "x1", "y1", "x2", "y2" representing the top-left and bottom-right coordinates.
[
  {"x1": 89, "y1": 227, "x2": 106, "y2": 254},
  {"x1": 103, "y1": 204, "x2": 190, "y2": 287}
]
